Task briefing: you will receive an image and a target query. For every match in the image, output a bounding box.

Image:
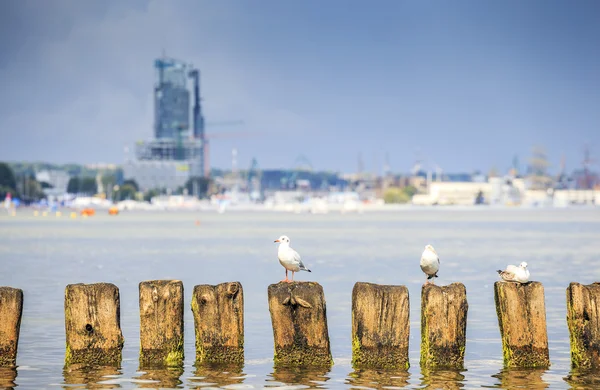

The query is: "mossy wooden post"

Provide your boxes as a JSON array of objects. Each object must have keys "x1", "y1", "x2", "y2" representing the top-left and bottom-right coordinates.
[
  {"x1": 139, "y1": 280, "x2": 184, "y2": 367},
  {"x1": 494, "y1": 281, "x2": 550, "y2": 367},
  {"x1": 191, "y1": 282, "x2": 244, "y2": 364},
  {"x1": 351, "y1": 282, "x2": 410, "y2": 369},
  {"x1": 420, "y1": 283, "x2": 468, "y2": 369},
  {"x1": 566, "y1": 282, "x2": 600, "y2": 368},
  {"x1": 64, "y1": 283, "x2": 124, "y2": 366},
  {"x1": 0, "y1": 287, "x2": 23, "y2": 367},
  {"x1": 268, "y1": 282, "x2": 332, "y2": 366}
]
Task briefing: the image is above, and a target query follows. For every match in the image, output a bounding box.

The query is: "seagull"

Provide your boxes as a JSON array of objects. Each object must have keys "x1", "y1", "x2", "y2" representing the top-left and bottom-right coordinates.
[
  {"x1": 497, "y1": 262, "x2": 530, "y2": 283},
  {"x1": 420, "y1": 244, "x2": 440, "y2": 285},
  {"x1": 274, "y1": 235, "x2": 311, "y2": 283}
]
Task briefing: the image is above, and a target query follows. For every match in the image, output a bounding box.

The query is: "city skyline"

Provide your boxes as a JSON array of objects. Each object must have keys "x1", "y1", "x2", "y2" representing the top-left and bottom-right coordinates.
[{"x1": 0, "y1": 0, "x2": 599, "y2": 174}]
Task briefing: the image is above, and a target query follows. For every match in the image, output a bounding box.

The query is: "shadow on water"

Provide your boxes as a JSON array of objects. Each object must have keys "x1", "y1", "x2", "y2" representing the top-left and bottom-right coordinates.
[
  {"x1": 345, "y1": 368, "x2": 410, "y2": 389},
  {"x1": 420, "y1": 368, "x2": 466, "y2": 389},
  {"x1": 564, "y1": 368, "x2": 600, "y2": 389},
  {"x1": 133, "y1": 366, "x2": 184, "y2": 388},
  {"x1": 62, "y1": 364, "x2": 122, "y2": 389},
  {"x1": 266, "y1": 365, "x2": 332, "y2": 389},
  {"x1": 485, "y1": 367, "x2": 549, "y2": 389},
  {"x1": 188, "y1": 363, "x2": 246, "y2": 388},
  {"x1": 0, "y1": 366, "x2": 17, "y2": 390}
]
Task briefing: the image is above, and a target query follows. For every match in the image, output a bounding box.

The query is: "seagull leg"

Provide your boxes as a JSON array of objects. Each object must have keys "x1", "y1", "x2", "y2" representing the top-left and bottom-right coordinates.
[
  {"x1": 290, "y1": 271, "x2": 295, "y2": 283},
  {"x1": 280, "y1": 269, "x2": 289, "y2": 283}
]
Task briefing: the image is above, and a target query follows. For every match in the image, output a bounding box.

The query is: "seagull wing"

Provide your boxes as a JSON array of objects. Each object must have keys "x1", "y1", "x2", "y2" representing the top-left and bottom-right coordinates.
[
  {"x1": 499, "y1": 270, "x2": 516, "y2": 281},
  {"x1": 292, "y1": 248, "x2": 310, "y2": 271}
]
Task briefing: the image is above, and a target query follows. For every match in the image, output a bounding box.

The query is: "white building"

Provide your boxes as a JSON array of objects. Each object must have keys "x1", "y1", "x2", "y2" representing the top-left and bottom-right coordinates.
[{"x1": 35, "y1": 170, "x2": 70, "y2": 194}]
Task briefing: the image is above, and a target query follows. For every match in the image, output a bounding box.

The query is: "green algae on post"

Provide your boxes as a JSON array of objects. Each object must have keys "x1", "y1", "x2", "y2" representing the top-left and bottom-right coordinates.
[
  {"x1": 64, "y1": 283, "x2": 124, "y2": 367},
  {"x1": 351, "y1": 282, "x2": 410, "y2": 369},
  {"x1": 494, "y1": 281, "x2": 550, "y2": 368},
  {"x1": 139, "y1": 280, "x2": 184, "y2": 368},
  {"x1": 191, "y1": 282, "x2": 244, "y2": 365},
  {"x1": 420, "y1": 283, "x2": 468, "y2": 369},
  {"x1": 268, "y1": 282, "x2": 332, "y2": 366},
  {"x1": 0, "y1": 287, "x2": 23, "y2": 367},
  {"x1": 566, "y1": 282, "x2": 600, "y2": 369}
]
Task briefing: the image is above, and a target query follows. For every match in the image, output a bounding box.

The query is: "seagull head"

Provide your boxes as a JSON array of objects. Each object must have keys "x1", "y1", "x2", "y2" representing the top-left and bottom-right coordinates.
[
  {"x1": 519, "y1": 262, "x2": 528, "y2": 268},
  {"x1": 425, "y1": 244, "x2": 436, "y2": 253},
  {"x1": 274, "y1": 235, "x2": 290, "y2": 244}
]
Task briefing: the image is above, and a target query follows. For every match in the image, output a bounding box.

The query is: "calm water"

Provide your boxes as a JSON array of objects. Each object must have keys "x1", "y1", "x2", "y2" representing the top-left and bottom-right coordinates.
[{"x1": 1, "y1": 207, "x2": 600, "y2": 389}]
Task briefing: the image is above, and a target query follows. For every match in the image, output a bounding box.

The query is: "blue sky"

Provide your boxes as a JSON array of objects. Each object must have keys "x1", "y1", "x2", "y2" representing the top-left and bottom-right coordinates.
[{"x1": 0, "y1": 0, "x2": 599, "y2": 174}]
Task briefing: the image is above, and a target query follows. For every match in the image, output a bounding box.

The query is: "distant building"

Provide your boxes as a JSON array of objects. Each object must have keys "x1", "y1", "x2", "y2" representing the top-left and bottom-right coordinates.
[
  {"x1": 154, "y1": 58, "x2": 190, "y2": 140},
  {"x1": 124, "y1": 55, "x2": 205, "y2": 193},
  {"x1": 35, "y1": 170, "x2": 70, "y2": 194}
]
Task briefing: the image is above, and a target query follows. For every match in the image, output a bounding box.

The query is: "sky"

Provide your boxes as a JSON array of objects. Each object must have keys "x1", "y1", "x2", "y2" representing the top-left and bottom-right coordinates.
[{"x1": 0, "y1": 0, "x2": 599, "y2": 174}]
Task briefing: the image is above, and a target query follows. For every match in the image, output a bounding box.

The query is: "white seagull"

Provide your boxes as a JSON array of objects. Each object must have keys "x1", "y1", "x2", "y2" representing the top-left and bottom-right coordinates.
[
  {"x1": 420, "y1": 244, "x2": 440, "y2": 284},
  {"x1": 274, "y1": 235, "x2": 311, "y2": 283},
  {"x1": 497, "y1": 262, "x2": 530, "y2": 283}
]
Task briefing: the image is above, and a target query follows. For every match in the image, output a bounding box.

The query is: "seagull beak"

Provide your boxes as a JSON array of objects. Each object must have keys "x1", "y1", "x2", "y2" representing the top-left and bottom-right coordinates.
[{"x1": 274, "y1": 239, "x2": 280, "y2": 243}]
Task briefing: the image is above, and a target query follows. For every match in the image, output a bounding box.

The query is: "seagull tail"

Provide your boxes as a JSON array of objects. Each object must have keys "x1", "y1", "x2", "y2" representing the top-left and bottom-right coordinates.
[{"x1": 496, "y1": 270, "x2": 503, "y2": 274}]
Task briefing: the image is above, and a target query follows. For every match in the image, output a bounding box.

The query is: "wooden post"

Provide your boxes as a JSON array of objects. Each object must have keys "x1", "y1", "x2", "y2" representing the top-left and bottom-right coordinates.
[
  {"x1": 268, "y1": 282, "x2": 332, "y2": 366},
  {"x1": 494, "y1": 281, "x2": 550, "y2": 367},
  {"x1": 351, "y1": 282, "x2": 410, "y2": 369},
  {"x1": 191, "y1": 282, "x2": 244, "y2": 365},
  {"x1": 566, "y1": 282, "x2": 600, "y2": 368},
  {"x1": 139, "y1": 280, "x2": 184, "y2": 367},
  {"x1": 0, "y1": 287, "x2": 23, "y2": 367},
  {"x1": 64, "y1": 283, "x2": 123, "y2": 366},
  {"x1": 420, "y1": 283, "x2": 468, "y2": 369}
]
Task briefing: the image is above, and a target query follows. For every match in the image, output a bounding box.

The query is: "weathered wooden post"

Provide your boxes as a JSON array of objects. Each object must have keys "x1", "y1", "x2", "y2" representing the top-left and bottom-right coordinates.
[
  {"x1": 139, "y1": 280, "x2": 184, "y2": 367},
  {"x1": 191, "y1": 282, "x2": 244, "y2": 364},
  {"x1": 494, "y1": 281, "x2": 550, "y2": 367},
  {"x1": 268, "y1": 282, "x2": 332, "y2": 366},
  {"x1": 64, "y1": 283, "x2": 123, "y2": 366},
  {"x1": 0, "y1": 287, "x2": 23, "y2": 367},
  {"x1": 351, "y1": 282, "x2": 410, "y2": 369},
  {"x1": 566, "y1": 282, "x2": 600, "y2": 368},
  {"x1": 420, "y1": 283, "x2": 468, "y2": 369}
]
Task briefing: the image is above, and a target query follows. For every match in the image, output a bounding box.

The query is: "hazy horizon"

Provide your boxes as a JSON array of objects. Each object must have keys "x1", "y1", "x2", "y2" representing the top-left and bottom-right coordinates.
[{"x1": 1, "y1": 0, "x2": 599, "y2": 174}]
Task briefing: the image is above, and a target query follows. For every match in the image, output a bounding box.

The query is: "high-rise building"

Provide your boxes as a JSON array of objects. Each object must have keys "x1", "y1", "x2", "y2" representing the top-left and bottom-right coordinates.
[
  {"x1": 154, "y1": 58, "x2": 190, "y2": 140},
  {"x1": 123, "y1": 55, "x2": 205, "y2": 194}
]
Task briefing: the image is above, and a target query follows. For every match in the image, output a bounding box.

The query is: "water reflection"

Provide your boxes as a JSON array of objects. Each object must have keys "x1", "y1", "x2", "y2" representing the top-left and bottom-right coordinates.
[
  {"x1": 488, "y1": 368, "x2": 548, "y2": 389},
  {"x1": 0, "y1": 366, "x2": 17, "y2": 390},
  {"x1": 188, "y1": 363, "x2": 245, "y2": 388},
  {"x1": 564, "y1": 368, "x2": 600, "y2": 389},
  {"x1": 134, "y1": 366, "x2": 184, "y2": 388},
  {"x1": 420, "y1": 368, "x2": 465, "y2": 389},
  {"x1": 346, "y1": 368, "x2": 410, "y2": 389},
  {"x1": 62, "y1": 364, "x2": 122, "y2": 389},
  {"x1": 266, "y1": 365, "x2": 331, "y2": 388}
]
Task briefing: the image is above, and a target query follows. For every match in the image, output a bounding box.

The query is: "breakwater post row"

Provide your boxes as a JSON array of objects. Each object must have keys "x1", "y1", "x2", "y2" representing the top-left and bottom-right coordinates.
[{"x1": 1, "y1": 281, "x2": 600, "y2": 369}]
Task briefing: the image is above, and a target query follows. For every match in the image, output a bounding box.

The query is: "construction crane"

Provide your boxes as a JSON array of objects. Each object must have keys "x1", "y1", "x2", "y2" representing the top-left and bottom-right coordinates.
[
  {"x1": 202, "y1": 130, "x2": 266, "y2": 177},
  {"x1": 187, "y1": 67, "x2": 263, "y2": 177}
]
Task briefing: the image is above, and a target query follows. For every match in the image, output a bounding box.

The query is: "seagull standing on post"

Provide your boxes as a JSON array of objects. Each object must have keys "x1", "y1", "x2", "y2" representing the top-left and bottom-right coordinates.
[
  {"x1": 274, "y1": 235, "x2": 311, "y2": 283},
  {"x1": 420, "y1": 244, "x2": 440, "y2": 285}
]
